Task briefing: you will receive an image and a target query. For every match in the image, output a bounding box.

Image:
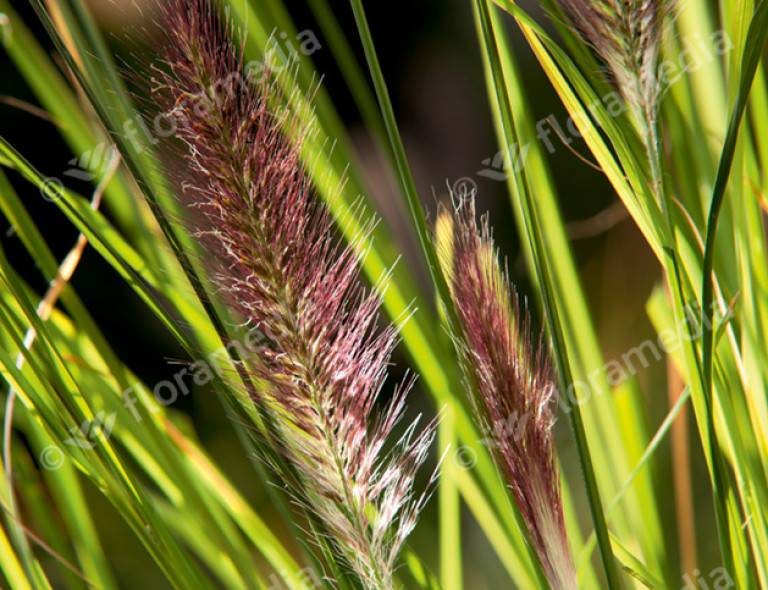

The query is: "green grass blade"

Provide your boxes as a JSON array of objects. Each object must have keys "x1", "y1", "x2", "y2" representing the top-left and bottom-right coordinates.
[
  {"x1": 347, "y1": 0, "x2": 453, "y2": 312},
  {"x1": 347, "y1": 1, "x2": 551, "y2": 585},
  {"x1": 474, "y1": 0, "x2": 621, "y2": 586},
  {"x1": 305, "y1": 0, "x2": 389, "y2": 148},
  {"x1": 438, "y1": 413, "x2": 462, "y2": 590},
  {"x1": 700, "y1": 0, "x2": 768, "y2": 572},
  {"x1": 482, "y1": 4, "x2": 670, "y2": 581},
  {"x1": 609, "y1": 535, "x2": 664, "y2": 590},
  {"x1": 577, "y1": 388, "x2": 691, "y2": 577}
]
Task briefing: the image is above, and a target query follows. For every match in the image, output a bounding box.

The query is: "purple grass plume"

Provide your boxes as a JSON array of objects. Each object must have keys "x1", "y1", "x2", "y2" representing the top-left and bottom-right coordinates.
[
  {"x1": 554, "y1": 0, "x2": 671, "y2": 134},
  {"x1": 152, "y1": 1, "x2": 436, "y2": 587},
  {"x1": 436, "y1": 200, "x2": 577, "y2": 590}
]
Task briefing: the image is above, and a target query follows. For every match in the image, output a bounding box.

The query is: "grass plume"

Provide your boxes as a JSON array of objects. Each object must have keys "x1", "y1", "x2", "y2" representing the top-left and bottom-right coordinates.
[
  {"x1": 437, "y1": 200, "x2": 577, "y2": 590},
  {"x1": 152, "y1": 1, "x2": 436, "y2": 587},
  {"x1": 554, "y1": 0, "x2": 671, "y2": 137}
]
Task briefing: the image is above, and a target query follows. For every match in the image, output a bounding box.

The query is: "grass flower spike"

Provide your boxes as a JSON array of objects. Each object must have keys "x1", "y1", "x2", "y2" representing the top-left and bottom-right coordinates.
[
  {"x1": 153, "y1": 1, "x2": 435, "y2": 587},
  {"x1": 437, "y1": 200, "x2": 576, "y2": 590},
  {"x1": 554, "y1": 0, "x2": 670, "y2": 134}
]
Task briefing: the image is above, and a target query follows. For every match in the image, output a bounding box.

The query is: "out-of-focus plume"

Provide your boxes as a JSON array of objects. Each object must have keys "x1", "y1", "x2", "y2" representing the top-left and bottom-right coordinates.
[
  {"x1": 152, "y1": 1, "x2": 436, "y2": 587},
  {"x1": 436, "y1": 199, "x2": 576, "y2": 590},
  {"x1": 554, "y1": 0, "x2": 671, "y2": 134}
]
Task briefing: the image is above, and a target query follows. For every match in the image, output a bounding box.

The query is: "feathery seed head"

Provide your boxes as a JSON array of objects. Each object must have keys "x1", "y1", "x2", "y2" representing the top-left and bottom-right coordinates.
[
  {"x1": 555, "y1": 0, "x2": 672, "y2": 131},
  {"x1": 153, "y1": 1, "x2": 435, "y2": 587},
  {"x1": 437, "y1": 199, "x2": 576, "y2": 590}
]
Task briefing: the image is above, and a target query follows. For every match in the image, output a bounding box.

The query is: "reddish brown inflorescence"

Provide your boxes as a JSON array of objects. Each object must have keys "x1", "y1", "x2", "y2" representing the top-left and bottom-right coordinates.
[
  {"x1": 438, "y1": 200, "x2": 576, "y2": 590},
  {"x1": 153, "y1": 1, "x2": 435, "y2": 587}
]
